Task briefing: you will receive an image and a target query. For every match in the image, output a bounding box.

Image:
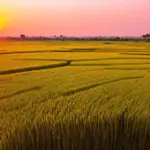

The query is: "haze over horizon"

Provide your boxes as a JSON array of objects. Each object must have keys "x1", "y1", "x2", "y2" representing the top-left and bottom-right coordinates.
[{"x1": 0, "y1": 0, "x2": 150, "y2": 37}]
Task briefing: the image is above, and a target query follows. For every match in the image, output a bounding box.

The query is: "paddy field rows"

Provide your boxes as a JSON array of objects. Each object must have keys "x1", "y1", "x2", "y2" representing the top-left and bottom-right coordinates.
[{"x1": 0, "y1": 41, "x2": 150, "y2": 150}]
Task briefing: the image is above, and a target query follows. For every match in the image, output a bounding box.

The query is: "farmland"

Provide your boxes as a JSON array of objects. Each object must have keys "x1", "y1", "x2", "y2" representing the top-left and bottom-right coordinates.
[{"x1": 0, "y1": 41, "x2": 150, "y2": 150}]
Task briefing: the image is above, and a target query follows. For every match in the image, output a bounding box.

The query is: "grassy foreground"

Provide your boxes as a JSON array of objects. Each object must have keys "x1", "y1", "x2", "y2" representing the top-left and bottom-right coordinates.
[{"x1": 0, "y1": 41, "x2": 150, "y2": 150}]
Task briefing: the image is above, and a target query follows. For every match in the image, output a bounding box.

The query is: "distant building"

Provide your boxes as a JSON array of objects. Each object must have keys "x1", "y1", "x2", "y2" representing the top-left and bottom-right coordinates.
[
  {"x1": 143, "y1": 34, "x2": 150, "y2": 39},
  {"x1": 143, "y1": 34, "x2": 150, "y2": 42}
]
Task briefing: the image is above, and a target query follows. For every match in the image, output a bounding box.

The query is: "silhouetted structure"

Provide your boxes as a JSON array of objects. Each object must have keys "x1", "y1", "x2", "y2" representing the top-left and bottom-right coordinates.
[
  {"x1": 143, "y1": 34, "x2": 150, "y2": 42},
  {"x1": 143, "y1": 34, "x2": 150, "y2": 38},
  {"x1": 20, "y1": 34, "x2": 26, "y2": 39},
  {"x1": 1, "y1": 34, "x2": 147, "y2": 42}
]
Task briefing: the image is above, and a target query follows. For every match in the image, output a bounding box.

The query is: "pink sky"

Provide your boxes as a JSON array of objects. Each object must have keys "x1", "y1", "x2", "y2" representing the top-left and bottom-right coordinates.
[{"x1": 0, "y1": 0, "x2": 150, "y2": 36}]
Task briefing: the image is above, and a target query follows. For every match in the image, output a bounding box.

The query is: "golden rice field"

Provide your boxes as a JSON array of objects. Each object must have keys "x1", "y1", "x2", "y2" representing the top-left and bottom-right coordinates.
[{"x1": 0, "y1": 41, "x2": 150, "y2": 150}]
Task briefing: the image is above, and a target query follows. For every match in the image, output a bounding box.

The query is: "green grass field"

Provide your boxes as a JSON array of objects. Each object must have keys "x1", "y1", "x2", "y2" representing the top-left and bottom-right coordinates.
[{"x1": 0, "y1": 41, "x2": 150, "y2": 150}]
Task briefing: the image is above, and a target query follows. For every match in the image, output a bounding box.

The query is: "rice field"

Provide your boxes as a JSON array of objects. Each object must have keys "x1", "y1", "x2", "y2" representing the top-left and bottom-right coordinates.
[{"x1": 0, "y1": 41, "x2": 150, "y2": 150}]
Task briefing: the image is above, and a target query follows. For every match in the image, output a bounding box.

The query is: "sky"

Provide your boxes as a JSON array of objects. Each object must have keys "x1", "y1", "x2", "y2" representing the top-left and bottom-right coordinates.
[{"x1": 0, "y1": 0, "x2": 150, "y2": 37}]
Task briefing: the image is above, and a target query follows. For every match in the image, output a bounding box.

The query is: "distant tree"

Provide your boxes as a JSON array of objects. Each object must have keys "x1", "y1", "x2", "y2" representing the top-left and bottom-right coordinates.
[
  {"x1": 143, "y1": 34, "x2": 150, "y2": 42},
  {"x1": 60, "y1": 35, "x2": 63, "y2": 38},
  {"x1": 60, "y1": 35, "x2": 64, "y2": 41},
  {"x1": 20, "y1": 34, "x2": 26, "y2": 39},
  {"x1": 142, "y1": 34, "x2": 150, "y2": 38},
  {"x1": 115, "y1": 36, "x2": 120, "y2": 41}
]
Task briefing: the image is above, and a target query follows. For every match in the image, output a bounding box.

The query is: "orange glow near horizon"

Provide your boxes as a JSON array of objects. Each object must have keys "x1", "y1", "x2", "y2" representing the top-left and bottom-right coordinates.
[
  {"x1": 0, "y1": 18, "x2": 5, "y2": 30},
  {"x1": 0, "y1": 21, "x2": 4, "y2": 30},
  {"x1": 0, "y1": 8, "x2": 11, "y2": 31},
  {"x1": 0, "y1": 0, "x2": 150, "y2": 37},
  {"x1": 0, "y1": 5, "x2": 17, "y2": 30},
  {"x1": 0, "y1": 12, "x2": 5, "y2": 30}
]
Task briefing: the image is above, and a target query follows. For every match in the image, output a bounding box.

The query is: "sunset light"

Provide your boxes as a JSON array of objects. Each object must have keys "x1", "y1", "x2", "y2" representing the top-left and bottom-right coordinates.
[
  {"x1": 0, "y1": 0, "x2": 150, "y2": 36},
  {"x1": 0, "y1": 21, "x2": 4, "y2": 30},
  {"x1": 0, "y1": 0, "x2": 150, "y2": 149},
  {"x1": 0, "y1": 9, "x2": 8, "y2": 30}
]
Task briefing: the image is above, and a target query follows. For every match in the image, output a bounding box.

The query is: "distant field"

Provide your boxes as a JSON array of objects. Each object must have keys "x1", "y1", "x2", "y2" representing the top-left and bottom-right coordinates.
[{"x1": 0, "y1": 41, "x2": 150, "y2": 150}]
